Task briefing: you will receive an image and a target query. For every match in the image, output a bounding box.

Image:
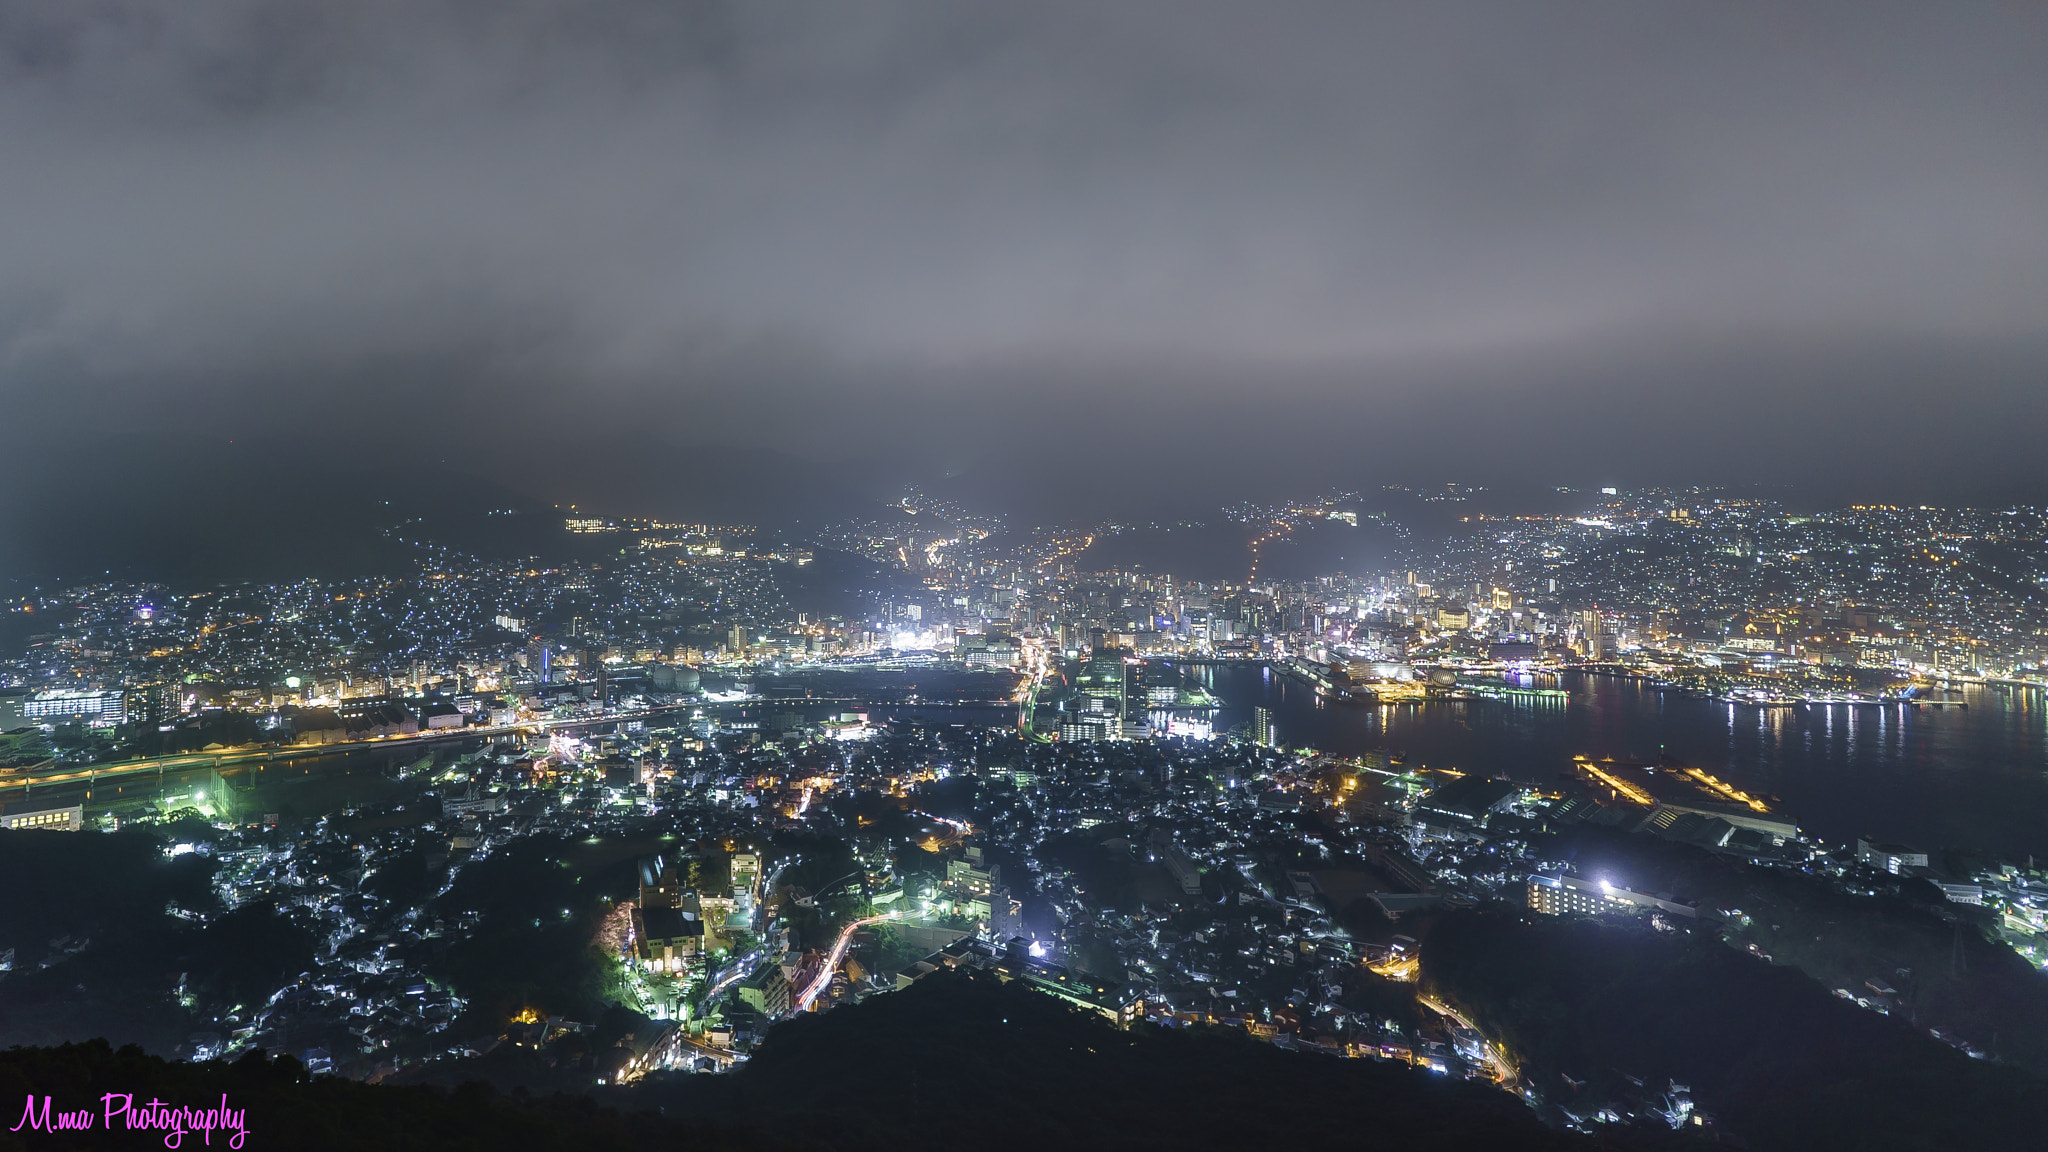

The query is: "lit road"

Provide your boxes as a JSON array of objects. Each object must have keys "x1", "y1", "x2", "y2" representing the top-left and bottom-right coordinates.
[
  {"x1": 1417, "y1": 993, "x2": 1517, "y2": 1086},
  {"x1": 620, "y1": 1022, "x2": 738, "y2": 1081},
  {"x1": 4, "y1": 671, "x2": 1028, "y2": 804},
  {"x1": 705, "y1": 947, "x2": 769, "y2": 998},
  {"x1": 1016, "y1": 674, "x2": 1042, "y2": 735},
  {"x1": 1014, "y1": 637, "x2": 1050, "y2": 736},
  {"x1": 0, "y1": 702, "x2": 708, "y2": 800},
  {"x1": 794, "y1": 911, "x2": 901, "y2": 1013}
]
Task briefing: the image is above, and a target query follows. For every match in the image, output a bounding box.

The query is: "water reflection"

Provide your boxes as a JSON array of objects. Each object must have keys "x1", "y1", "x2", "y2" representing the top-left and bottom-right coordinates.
[{"x1": 1198, "y1": 666, "x2": 2048, "y2": 859}]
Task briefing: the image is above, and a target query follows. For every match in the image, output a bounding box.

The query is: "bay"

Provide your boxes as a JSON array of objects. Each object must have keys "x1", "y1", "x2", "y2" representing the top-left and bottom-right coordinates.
[{"x1": 1187, "y1": 664, "x2": 2048, "y2": 861}]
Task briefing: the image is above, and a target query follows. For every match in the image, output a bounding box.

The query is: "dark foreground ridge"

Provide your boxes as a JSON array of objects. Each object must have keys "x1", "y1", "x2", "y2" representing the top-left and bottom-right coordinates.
[
  {"x1": 1, "y1": 971, "x2": 1668, "y2": 1152},
  {"x1": 628, "y1": 969, "x2": 1642, "y2": 1150},
  {"x1": 0, "y1": 1041, "x2": 758, "y2": 1152}
]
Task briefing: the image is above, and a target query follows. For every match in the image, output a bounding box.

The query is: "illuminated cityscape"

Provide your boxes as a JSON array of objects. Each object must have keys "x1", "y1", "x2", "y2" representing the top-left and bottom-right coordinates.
[{"x1": 2, "y1": 485, "x2": 2048, "y2": 1146}]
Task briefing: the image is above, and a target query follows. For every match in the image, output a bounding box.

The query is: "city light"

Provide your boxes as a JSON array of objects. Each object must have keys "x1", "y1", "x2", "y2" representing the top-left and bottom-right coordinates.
[{"x1": 0, "y1": 478, "x2": 2038, "y2": 1137}]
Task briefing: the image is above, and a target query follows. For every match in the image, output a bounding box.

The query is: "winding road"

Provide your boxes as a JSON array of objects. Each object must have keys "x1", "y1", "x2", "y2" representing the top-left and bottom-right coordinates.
[{"x1": 794, "y1": 911, "x2": 902, "y2": 1013}]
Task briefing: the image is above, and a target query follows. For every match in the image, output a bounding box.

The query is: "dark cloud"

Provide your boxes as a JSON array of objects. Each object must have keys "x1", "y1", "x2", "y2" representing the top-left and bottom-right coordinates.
[{"x1": 2, "y1": 0, "x2": 2045, "y2": 571}]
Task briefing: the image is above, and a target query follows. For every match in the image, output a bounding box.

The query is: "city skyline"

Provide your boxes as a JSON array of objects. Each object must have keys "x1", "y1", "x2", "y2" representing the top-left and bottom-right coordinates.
[{"x1": 5, "y1": 471, "x2": 2048, "y2": 1146}]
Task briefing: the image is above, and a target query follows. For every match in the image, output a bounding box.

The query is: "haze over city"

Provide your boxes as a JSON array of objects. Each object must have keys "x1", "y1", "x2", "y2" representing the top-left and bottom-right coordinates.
[{"x1": 5, "y1": 0, "x2": 2048, "y2": 582}]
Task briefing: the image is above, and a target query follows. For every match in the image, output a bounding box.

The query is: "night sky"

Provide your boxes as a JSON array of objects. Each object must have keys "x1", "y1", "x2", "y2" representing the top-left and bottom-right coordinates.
[{"x1": 3, "y1": 2, "x2": 2045, "y2": 576}]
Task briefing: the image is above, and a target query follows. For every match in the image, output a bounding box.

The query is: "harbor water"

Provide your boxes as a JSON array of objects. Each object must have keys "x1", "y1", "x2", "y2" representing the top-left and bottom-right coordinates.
[{"x1": 1187, "y1": 664, "x2": 2048, "y2": 861}]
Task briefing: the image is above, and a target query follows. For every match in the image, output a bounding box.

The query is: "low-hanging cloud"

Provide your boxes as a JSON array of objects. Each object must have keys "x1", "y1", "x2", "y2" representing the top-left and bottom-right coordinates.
[{"x1": 1, "y1": 0, "x2": 2044, "y2": 505}]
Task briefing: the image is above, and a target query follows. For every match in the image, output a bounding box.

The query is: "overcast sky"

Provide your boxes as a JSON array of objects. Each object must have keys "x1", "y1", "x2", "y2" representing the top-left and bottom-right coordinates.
[{"x1": 3, "y1": 0, "x2": 2045, "y2": 537}]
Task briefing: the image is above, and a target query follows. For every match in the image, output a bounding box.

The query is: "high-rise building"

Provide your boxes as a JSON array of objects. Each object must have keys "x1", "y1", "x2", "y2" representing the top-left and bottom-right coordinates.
[
  {"x1": 0, "y1": 805, "x2": 83, "y2": 831},
  {"x1": 729, "y1": 852, "x2": 762, "y2": 900},
  {"x1": 1059, "y1": 715, "x2": 1118, "y2": 742},
  {"x1": 1075, "y1": 656, "x2": 1127, "y2": 728},
  {"x1": 586, "y1": 648, "x2": 609, "y2": 713},
  {"x1": 123, "y1": 682, "x2": 182, "y2": 727},
  {"x1": 0, "y1": 687, "x2": 32, "y2": 730},
  {"x1": 1252, "y1": 706, "x2": 1273, "y2": 747},
  {"x1": 1527, "y1": 873, "x2": 1695, "y2": 919},
  {"x1": 1856, "y1": 838, "x2": 1929, "y2": 875},
  {"x1": 1580, "y1": 610, "x2": 1612, "y2": 660},
  {"x1": 23, "y1": 690, "x2": 126, "y2": 727},
  {"x1": 637, "y1": 856, "x2": 681, "y2": 909}
]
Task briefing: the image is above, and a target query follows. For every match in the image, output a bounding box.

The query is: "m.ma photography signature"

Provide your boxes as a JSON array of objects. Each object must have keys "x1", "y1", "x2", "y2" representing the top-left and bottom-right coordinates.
[{"x1": 12, "y1": 1093, "x2": 251, "y2": 1148}]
